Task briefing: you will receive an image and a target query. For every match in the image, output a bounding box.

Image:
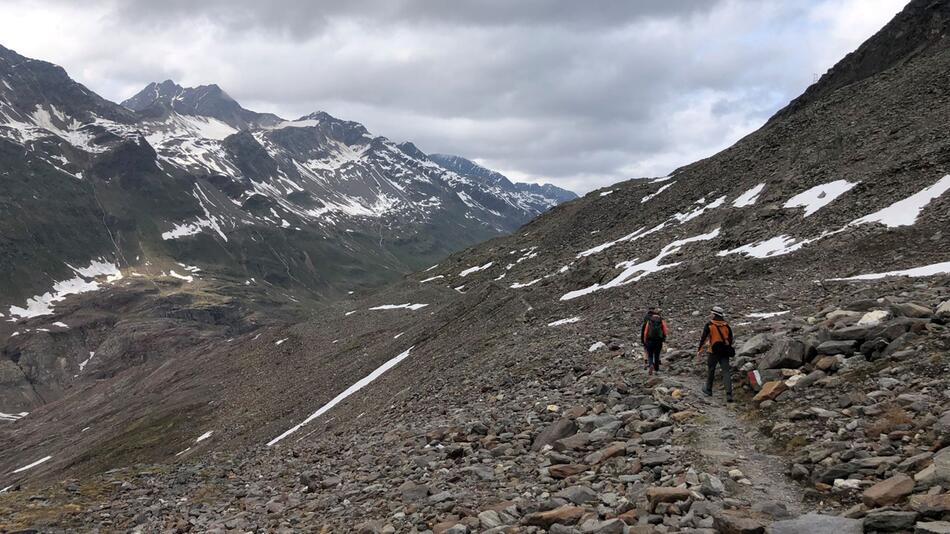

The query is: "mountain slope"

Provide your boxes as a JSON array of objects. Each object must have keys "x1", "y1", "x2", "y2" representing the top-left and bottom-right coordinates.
[
  {"x1": 0, "y1": 43, "x2": 575, "y2": 430},
  {"x1": 2, "y1": 1, "x2": 950, "y2": 530},
  {"x1": 0, "y1": 43, "x2": 575, "y2": 317}
]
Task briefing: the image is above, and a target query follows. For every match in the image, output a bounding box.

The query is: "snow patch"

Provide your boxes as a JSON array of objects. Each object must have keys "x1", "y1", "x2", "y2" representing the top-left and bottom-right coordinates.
[
  {"x1": 642, "y1": 182, "x2": 676, "y2": 203},
  {"x1": 548, "y1": 317, "x2": 581, "y2": 327},
  {"x1": 368, "y1": 303, "x2": 429, "y2": 311},
  {"x1": 459, "y1": 262, "x2": 493, "y2": 277},
  {"x1": 577, "y1": 224, "x2": 666, "y2": 258},
  {"x1": 419, "y1": 275, "x2": 444, "y2": 283},
  {"x1": 733, "y1": 183, "x2": 765, "y2": 207},
  {"x1": 588, "y1": 341, "x2": 607, "y2": 352},
  {"x1": 11, "y1": 455, "x2": 52, "y2": 474},
  {"x1": 78, "y1": 352, "x2": 95, "y2": 373},
  {"x1": 9, "y1": 259, "x2": 123, "y2": 319},
  {"x1": 267, "y1": 347, "x2": 415, "y2": 446},
  {"x1": 826, "y1": 261, "x2": 950, "y2": 281},
  {"x1": 0, "y1": 411, "x2": 28, "y2": 422},
  {"x1": 783, "y1": 180, "x2": 858, "y2": 217},
  {"x1": 746, "y1": 311, "x2": 789, "y2": 319},
  {"x1": 562, "y1": 228, "x2": 721, "y2": 301},
  {"x1": 851, "y1": 174, "x2": 950, "y2": 227},
  {"x1": 510, "y1": 279, "x2": 541, "y2": 289}
]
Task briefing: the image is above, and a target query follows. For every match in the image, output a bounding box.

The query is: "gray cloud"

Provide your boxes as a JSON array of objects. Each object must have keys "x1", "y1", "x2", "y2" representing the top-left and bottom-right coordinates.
[{"x1": 0, "y1": 0, "x2": 908, "y2": 192}]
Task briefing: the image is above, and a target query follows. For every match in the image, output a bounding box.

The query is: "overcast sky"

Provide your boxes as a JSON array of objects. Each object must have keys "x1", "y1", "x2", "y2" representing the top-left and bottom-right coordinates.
[{"x1": 1, "y1": 0, "x2": 907, "y2": 193}]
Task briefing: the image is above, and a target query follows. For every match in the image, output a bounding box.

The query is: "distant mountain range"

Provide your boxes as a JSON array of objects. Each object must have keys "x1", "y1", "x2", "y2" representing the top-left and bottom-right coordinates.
[{"x1": 0, "y1": 48, "x2": 576, "y2": 315}]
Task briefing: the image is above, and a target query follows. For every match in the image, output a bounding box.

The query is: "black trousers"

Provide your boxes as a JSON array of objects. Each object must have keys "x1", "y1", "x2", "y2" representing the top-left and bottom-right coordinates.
[
  {"x1": 705, "y1": 352, "x2": 733, "y2": 397},
  {"x1": 645, "y1": 342, "x2": 662, "y2": 371}
]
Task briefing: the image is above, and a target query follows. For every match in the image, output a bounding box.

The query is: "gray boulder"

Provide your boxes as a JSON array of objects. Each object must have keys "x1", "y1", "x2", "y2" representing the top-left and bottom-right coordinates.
[
  {"x1": 738, "y1": 333, "x2": 773, "y2": 357},
  {"x1": 760, "y1": 338, "x2": 806, "y2": 369},
  {"x1": 767, "y1": 513, "x2": 863, "y2": 534},
  {"x1": 532, "y1": 418, "x2": 578, "y2": 451},
  {"x1": 816, "y1": 339, "x2": 857, "y2": 355}
]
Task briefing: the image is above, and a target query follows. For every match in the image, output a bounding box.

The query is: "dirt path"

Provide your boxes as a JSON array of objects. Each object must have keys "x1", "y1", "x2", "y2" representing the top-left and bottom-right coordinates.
[{"x1": 677, "y1": 369, "x2": 805, "y2": 515}]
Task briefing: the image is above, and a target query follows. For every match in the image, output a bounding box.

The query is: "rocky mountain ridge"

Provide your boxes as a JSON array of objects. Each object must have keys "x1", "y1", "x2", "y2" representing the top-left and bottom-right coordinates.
[{"x1": 0, "y1": 41, "x2": 576, "y2": 316}]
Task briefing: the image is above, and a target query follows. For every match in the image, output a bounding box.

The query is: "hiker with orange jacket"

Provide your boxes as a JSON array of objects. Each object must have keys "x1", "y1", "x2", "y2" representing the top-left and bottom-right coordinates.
[
  {"x1": 697, "y1": 306, "x2": 735, "y2": 402},
  {"x1": 641, "y1": 307, "x2": 668, "y2": 376}
]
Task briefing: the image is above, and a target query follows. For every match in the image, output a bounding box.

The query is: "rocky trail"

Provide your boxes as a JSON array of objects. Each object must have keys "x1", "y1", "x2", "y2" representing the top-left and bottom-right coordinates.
[{"x1": 677, "y1": 371, "x2": 806, "y2": 519}]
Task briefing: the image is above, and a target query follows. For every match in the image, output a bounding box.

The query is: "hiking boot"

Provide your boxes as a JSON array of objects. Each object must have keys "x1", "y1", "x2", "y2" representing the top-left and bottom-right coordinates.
[
  {"x1": 702, "y1": 387, "x2": 712, "y2": 396},
  {"x1": 648, "y1": 366, "x2": 654, "y2": 376},
  {"x1": 726, "y1": 396, "x2": 734, "y2": 403}
]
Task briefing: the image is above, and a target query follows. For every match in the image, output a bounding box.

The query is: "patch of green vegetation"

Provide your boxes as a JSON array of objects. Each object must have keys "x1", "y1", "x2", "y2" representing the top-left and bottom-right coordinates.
[{"x1": 69, "y1": 407, "x2": 206, "y2": 477}]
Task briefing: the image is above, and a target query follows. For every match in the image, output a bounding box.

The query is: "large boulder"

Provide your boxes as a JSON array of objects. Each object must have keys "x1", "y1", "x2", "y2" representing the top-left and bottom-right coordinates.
[
  {"x1": 829, "y1": 325, "x2": 875, "y2": 342},
  {"x1": 532, "y1": 418, "x2": 578, "y2": 451},
  {"x1": 862, "y1": 511, "x2": 918, "y2": 532},
  {"x1": 916, "y1": 521, "x2": 950, "y2": 534},
  {"x1": 738, "y1": 334, "x2": 773, "y2": 357},
  {"x1": 856, "y1": 310, "x2": 891, "y2": 326},
  {"x1": 862, "y1": 474, "x2": 914, "y2": 507},
  {"x1": 890, "y1": 301, "x2": 933, "y2": 318},
  {"x1": 937, "y1": 300, "x2": 950, "y2": 321},
  {"x1": 935, "y1": 447, "x2": 950, "y2": 484},
  {"x1": 760, "y1": 338, "x2": 806, "y2": 369},
  {"x1": 767, "y1": 513, "x2": 863, "y2": 534},
  {"x1": 523, "y1": 505, "x2": 585, "y2": 527}
]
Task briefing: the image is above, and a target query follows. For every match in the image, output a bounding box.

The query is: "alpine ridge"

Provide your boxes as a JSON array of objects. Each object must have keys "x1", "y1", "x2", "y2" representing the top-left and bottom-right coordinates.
[{"x1": 2, "y1": 1, "x2": 950, "y2": 532}]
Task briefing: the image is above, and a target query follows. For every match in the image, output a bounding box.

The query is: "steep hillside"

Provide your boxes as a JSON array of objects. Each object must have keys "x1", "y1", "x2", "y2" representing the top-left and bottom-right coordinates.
[{"x1": 2, "y1": 1, "x2": 950, "y2": 532}]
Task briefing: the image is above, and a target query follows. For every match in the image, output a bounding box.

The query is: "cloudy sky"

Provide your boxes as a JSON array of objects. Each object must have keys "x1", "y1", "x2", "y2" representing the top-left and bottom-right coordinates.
[{"x1": 1, "y1": 0, "x2": 907, "y2": 193}]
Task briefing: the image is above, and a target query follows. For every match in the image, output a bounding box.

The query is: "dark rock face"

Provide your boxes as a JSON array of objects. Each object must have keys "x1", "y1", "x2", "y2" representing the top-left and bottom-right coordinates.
[{"x1": 122, "y1": 79, "x2": 282, "y2": 130}]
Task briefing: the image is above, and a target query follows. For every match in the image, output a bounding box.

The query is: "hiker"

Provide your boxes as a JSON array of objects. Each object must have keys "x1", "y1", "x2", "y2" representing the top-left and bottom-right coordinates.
[
  {"x1": 639, "y1": 307, "x2": 655, "y2": 370},
  {"x1": 641, "y1": 307, "x2": 668, "y2": 375},
  {"x1": 697, "y1": 306, "x2": 734, "y2": 402}
]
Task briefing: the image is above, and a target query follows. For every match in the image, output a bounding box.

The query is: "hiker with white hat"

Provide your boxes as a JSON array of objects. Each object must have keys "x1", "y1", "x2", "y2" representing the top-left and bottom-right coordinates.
[{"x1": 696, "y1": 306, "x2": 735, "y2": 402}]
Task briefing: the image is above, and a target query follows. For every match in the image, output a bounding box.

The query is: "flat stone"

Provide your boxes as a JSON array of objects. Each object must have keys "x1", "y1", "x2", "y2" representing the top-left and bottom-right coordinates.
[
  {"x1": 523, "y1": 505, "x2": 586, "y2": 527},
  {"x1": 767, "y1": 513, "x2": 863, "y2": 534},
  {"x1": 478, "y1": 510, "x2": 504, "y2": 529},
  {"x1": 533, "y1": 418, "x2": 578, "y2": 451},
  {"x1": 862, "y1": 510, "x2": 918, "y2": 532},
  {"x1": 891, "y1": 302, "x2": 932, "y2": 318},
  {"x1": 584, "y1": 442, "x2": 626, "y2": 465},
  {"x1": 934, "y1": 447, "x2": 950, "y2": 484},
  {"x1": 399, "y1": 481, "x2": 430, "y2": 502},
  {"x1": 911, "y1": 493, "x2": 950, "y2": 515},
  {"x1": 641, "y1": 426, "x2": 673, "y2": 446},
  {"x1": 549, "y1": 464, "x2": 589, "y2": 479},
  {"x1": 916, "y1": 521, "x2": 950, "y2": 534},
  {"x1": 862, "y1": 474, "x2": 914, "y2": 507},
  {"x1": 578, "y1": 518, "x2": 625, "y2": 533},
  {"x1": 816, "y1": 339, "x2": 857, "y2": 356},
  {"x1": 645, "y1": 486, "x2": 691, "y2": 512},
  {"x1": 555, "y1": 432, "x2": 592, "y2": 451},
  {"x1": 753, "y1": 381, "x2": 787, "y2": 402},
  {"x1": 641, "y1": 451, "x2": 671, "y2": 467},
  {"x1": 937, "y1": 300, "x2": 950, "y2": 321},
  {"x1": 712, "y1": 509, "x2": 765, "y2": 534},
  {"x1": 555, "y1": 485, "x2": 598, "y2": 505}
]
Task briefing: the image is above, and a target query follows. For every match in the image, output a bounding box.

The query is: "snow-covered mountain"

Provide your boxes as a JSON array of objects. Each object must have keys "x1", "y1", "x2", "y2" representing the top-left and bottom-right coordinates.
[{"x1": 0, "y1": 43, "x2": 575, "y2": 317}]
